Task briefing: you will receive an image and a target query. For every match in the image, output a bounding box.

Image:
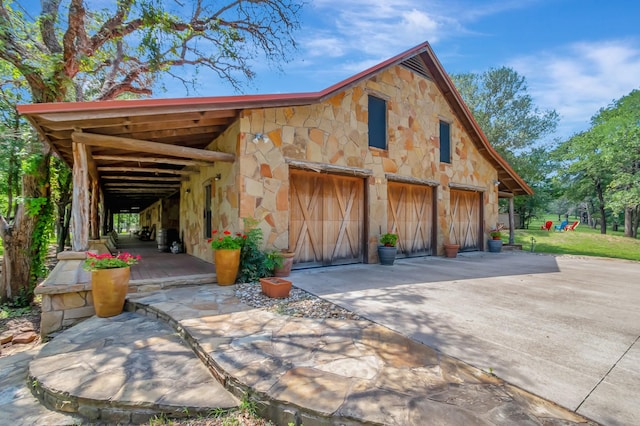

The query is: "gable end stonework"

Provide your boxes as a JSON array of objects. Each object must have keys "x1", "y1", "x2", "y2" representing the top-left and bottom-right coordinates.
[{"x1": 193, "y1": 64, "x2": 504, "y2": 263}]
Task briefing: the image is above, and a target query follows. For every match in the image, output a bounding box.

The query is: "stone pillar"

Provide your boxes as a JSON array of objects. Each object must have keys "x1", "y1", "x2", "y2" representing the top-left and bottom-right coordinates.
[{"x1": 36, "y1": 251, "x2": 95, "y2": 337}]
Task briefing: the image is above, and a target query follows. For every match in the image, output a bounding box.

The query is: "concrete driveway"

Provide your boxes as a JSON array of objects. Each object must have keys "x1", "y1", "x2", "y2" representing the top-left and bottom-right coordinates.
[{"x1": 291, "y1": 252, "x2": 640, "y2": 426}]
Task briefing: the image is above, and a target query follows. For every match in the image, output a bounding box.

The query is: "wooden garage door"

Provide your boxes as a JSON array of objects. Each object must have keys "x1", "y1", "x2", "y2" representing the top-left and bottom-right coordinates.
[
  {"x1": 449, "y1": 190, "x2": 481, "y2": 251},
  {"x1": 388, "y1": 182, "x2": 434, "y2": 257},
  {"x1": 290, "y1": 170, "x2": 364, "y2": 266}
]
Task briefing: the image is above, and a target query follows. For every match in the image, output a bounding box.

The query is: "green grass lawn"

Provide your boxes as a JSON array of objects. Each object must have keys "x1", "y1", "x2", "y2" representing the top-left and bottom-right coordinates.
[{"x1": 514, "y1": 218, "x2": 640, "y2": 261}]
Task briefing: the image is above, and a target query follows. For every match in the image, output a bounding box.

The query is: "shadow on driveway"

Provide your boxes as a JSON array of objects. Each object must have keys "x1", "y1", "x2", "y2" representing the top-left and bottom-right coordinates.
[{"x1": 290, "y1": 252, "x2": 640, "y2": 426}]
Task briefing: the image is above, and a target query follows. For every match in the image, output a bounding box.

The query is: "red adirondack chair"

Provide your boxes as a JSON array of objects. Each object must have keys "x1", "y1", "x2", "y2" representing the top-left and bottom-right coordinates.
[
  {"x1": 540, "y1": 221, "x2": 553, "y2": 231},
  {"x1": 566, "y1": 221, "x2": 580, "y2": 231}
]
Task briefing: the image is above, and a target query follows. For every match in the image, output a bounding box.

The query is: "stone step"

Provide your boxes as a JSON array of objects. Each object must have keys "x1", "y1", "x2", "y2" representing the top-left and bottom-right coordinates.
[
  {"x1": 127, "y1": 285, "x2": 592, "y2": 426},
  {"x1": 28, "y1": 312, "x2": 238, "y2": 424},
  {"x1": 1, "y1": 350, "x2": 82, "y2": 426}
]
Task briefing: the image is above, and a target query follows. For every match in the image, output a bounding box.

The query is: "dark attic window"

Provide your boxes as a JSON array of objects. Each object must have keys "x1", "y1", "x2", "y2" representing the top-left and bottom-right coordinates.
[
  {"x1": 439, "y1": 120, "x2": 451, "y2": 163},
  {"x1": 368, "y1": 95, "x2": 387, "y2": 150}
]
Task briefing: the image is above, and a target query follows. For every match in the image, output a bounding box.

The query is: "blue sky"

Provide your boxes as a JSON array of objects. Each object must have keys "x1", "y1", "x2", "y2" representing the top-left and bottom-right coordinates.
[
  {"x1": 19, "y1": 1, "x2": 639, "y2": 142},
  {"x1": 179, "y1": 0, "x2": 640, "y2": 142}
]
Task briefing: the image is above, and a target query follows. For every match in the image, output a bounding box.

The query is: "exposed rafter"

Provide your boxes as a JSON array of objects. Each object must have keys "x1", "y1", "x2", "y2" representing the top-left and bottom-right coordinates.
[
  {"x1": 104, "y1": 183, "x2": 181, "y2": 188},
  {"x1": 71, "y1": 131, "x2": 235, "y2": 163},
  {"x1": 97, "y1": 166, "x2": 197, "y2": 176},
  {"x1": 93, "y1": 155, "x2": 209, "y2": 167},
  {"x1": 101, "y1": 175, "x2": 184, "y2": 182}
]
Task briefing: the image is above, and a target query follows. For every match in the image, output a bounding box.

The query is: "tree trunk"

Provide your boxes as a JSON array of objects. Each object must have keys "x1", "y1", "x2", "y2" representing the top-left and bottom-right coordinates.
[
  {"x1": 0, "y1": 147, "x2": 51, "y2": 303},
  {"x1": 624, "y1": 207, "x2": 632, "y2": 237},
  {"x1": 0, "y1": 177, "x2": 41, "y2": 302},
  {"x1": 595, "y1": 179, "x2": 606, "y2": 234},
  {"x1": 0, "y1": 204, "x2": 35, "y2": 302},
  {"x1": 625, "y1": 206, "x2": 639, "y2": 238}
]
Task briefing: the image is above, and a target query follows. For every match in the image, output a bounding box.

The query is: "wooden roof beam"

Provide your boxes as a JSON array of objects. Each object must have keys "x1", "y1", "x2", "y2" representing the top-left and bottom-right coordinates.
[
  {"x1": 105, "y1": 188, "x2": 177, "y2": 193},
  {"x1": 72, "y1": 131, "x2": 235, "y2": 163},
  {"x1": 101, "y1": 175, "x2": 184, "y2": 182},
  {"x1": 93, "y1": 155, "x2": 209, "y2": 167},
  {"x1": 104, "y1": 183, "x2": 180, "y2": 188},
  {"x1": 38, "y1": 106, "x2": 240, "y2": 123},
  {"x1": 97, "y1": 166, "x2": 197, "y2": 176}
]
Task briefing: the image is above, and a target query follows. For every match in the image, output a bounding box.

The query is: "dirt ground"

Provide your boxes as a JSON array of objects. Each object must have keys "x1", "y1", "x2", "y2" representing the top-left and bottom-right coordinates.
[
  {"x1": 0, "y1": 245, "x2": 59, "y2": 358},
  {"x1": 0, "y1": 303, "x2": 42, "y2": 357}
]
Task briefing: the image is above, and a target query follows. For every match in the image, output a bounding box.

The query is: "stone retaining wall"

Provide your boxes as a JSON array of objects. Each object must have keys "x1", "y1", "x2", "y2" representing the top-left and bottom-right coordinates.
[
  {"x1": 36, "y1": 251, "x2": 93, "y2": 337},
  {"x1": 36, "y1": 241, "x2": 216, "y2": 337}
]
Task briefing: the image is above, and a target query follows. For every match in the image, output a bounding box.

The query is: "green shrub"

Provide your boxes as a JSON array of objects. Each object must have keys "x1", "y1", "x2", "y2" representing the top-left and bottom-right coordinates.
[
  {"x1": 237, "y1": 218, "x2": 269, "y2": 283},
  {"x1": 380, "y1": 233, "x2": 398, "y2": 247}
]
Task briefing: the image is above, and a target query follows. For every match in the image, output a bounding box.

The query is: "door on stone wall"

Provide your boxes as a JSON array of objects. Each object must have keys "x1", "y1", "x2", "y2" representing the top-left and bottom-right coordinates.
[
  {"x1": 388, "y1": 182, "x2": 435, "y2": 257},
  {"x1": 449, "y1": 189, "x2": 481, "y2": 251},
  {"x1": 290, "y1": 170, "x2": 364, "y2": 267}
]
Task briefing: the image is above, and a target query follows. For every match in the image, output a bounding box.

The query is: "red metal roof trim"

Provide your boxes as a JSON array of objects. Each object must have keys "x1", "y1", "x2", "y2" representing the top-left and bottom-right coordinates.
[{"x1": 17, "y1": 43, "x2": 430, "y2": 115}]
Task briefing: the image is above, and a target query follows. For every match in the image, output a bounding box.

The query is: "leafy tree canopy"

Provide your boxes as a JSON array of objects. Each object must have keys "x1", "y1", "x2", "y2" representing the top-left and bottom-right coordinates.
[
  {"x1": 553, "y1": 89, "x2": 640, "y2": 235},
  {"x1": 0, "y1": 0, "x2": 303, "y2": 103},
  {"x1": 451, "y1": 67, "x2": 559, "y2": 158},
  {"x1": 451, "y1": 67, "x2": 560, "y2": 227}
]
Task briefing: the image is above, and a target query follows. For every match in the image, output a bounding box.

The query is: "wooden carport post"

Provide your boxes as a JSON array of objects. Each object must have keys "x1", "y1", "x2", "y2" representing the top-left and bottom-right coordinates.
[
  {"x1": 71, "y1": 141, "x2": 90, "y2": 251},
  {"x1": 498, "y1": 191, "x2": 516, "y2": 245},
  {"x1": 90, "y1": 179, "x2": 100, "y2": 239},
  {"x1": 508, "y1": 196, "x2": 515, "y2": 245}
]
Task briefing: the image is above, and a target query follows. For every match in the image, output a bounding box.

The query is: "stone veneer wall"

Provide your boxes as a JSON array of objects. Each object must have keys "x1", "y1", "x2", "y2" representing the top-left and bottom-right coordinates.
[
  {"x1": 37, "y1": 251, "x2": 95, "y2": 337},
  {"x1": 180, "y1": 120, "x2": 242, "y2": 262},
  {"x1": 238, "y1": 65, "x2": 499, "y2": 260},
  {"x1": 180, "y1": 65, "x2": 501, "y2": 264},
  {"x1": 139, "y1": 201, "x2": 161, "y2": 231}
]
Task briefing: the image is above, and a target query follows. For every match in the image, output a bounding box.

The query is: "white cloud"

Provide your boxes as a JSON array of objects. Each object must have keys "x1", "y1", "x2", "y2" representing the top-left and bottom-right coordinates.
[
  {"x1": 509, "y1": 39, "x2": 640, "y2": 139},
  {"x1": 294, "y1": 0, "x2": 536, "y2": 88},
  {"x1": 304, "y1": 36, "x2": 347, "y2": 58},
  {"x1": 308, "y1": 1, "x2": 446, "y2": 57}
]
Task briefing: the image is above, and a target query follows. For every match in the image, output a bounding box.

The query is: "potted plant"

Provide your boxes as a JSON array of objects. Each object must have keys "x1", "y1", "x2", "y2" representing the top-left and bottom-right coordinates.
[
  {"x1": 487, "y1": 228, "x2": 503, "y2": 253},
  {"x1": 268, "y1": 249, "x2": 295, "y2": 277},
  {"x1": 83, "y1": 252, "x2": 141, "y2": 317},
  {"x1": 209, "y1": 229, "x2": 246, "y2": 285},
  {"x1": 378, "y1": 233, "x2": 398, "y2": 265},
  {"x1": 265, "y1": 250, "x2": 284, "y2": 274},
  {"x1": 443, "y1": 242, "x2": 460, "y2": 258},
  {"x1": 259, "y1": 276, "x2": 293, "y2": 298}
]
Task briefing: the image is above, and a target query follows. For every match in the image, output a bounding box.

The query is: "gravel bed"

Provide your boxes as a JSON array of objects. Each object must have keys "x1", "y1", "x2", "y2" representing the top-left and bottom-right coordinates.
[{"x1": 235, "y1": 282, "x2": 361, "y2": 320}]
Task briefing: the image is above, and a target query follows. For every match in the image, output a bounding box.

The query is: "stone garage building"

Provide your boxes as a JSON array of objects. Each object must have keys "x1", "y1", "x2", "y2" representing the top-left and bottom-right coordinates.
[{"x1": 19, "y1": 41, "x2": 532, "y2": 269}]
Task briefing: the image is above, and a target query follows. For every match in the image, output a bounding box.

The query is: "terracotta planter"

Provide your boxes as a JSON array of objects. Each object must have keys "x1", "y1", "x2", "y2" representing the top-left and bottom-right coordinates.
[
  {"x1": 260, "y1": 277, "x2": 292, "y2": 298},
  {"x1": 274, "y1": 251, "x2": 295, "y2": 277},
  {"x1": 443, "y1": 243, "x2": 460, "y2": 258},
  {"x1": 214, "y1": 248, "x2": 241, "y2": 285},
  {"x1": 91, "y1": 267, "x2": 130, "y2": 318}
]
